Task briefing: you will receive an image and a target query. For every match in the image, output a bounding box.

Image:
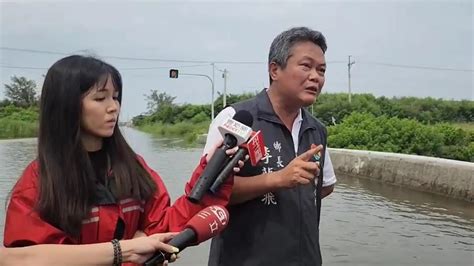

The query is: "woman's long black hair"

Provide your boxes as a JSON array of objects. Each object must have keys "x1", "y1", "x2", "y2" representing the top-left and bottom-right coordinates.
[{"x1": 37, "y1": 55, "x2": 156, "y2": 238}]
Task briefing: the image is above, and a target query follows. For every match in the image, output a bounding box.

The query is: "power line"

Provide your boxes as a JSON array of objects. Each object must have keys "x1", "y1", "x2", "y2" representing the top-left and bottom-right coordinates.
[
  {"x1": 2, "y1": 47, "x2": 471, "y2": 72},
  {"x1": 358, "y1": 61, "x2": 474, "y2": 72},
  {"x1": 0, "y1": 47, "x2": 347, "y2": 66},
  {"x1": 0, "y1": 62, "x2": 346, "y2": 71},
  {"x1": 0, "y1": 47, "x2": 264, "y2": 64},
  {"x1": 1, "y1": 47, "x2": 68, "y2": 56},
  {"x1": 0, "y1": 64, "x2": 210, "y2": 71},
  {"x1": 120, "y1": 64, "x2": 209, "y2": 70},
  {"x1": 0, "y1": 65, "x2": 47, "y2": 70}
]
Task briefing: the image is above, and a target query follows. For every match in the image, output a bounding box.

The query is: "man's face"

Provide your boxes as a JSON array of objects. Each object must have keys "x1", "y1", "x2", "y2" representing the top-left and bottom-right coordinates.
[{"x1": 271, "y1": 41, "x2": 326, "y2": 107}]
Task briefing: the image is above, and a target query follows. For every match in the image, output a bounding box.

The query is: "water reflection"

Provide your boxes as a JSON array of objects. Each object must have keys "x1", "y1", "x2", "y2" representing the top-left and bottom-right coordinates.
[{"x1": 322, "y1": 176, "x2": 473, "y2": 265}]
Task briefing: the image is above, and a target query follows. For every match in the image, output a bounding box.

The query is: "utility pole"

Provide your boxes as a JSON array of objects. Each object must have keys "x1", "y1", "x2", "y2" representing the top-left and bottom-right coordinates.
[
  {"x1": 348, "y1": 55, "x2": 355, "y2": 103},
  {"x1": 222, "y1": 69, "x2": 228, "y2": 107},
  {"x1": 214, "y1": 66, "x2": 229, "y2": 108},
  {"x1": 211, "y1": 63, "x2": 215, "y2": 120}
]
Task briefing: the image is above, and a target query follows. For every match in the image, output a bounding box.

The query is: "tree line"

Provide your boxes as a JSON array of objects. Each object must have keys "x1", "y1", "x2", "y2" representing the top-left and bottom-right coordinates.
[
  {"x1": 134, "y1": 89, "x2": 472, "y2": 126},
  {"x1": 135, "y1": 89, "x2": 473, "y2": 162},
  {"x1": 1, "y1": 76, "x2": 472, "y2": 161}
]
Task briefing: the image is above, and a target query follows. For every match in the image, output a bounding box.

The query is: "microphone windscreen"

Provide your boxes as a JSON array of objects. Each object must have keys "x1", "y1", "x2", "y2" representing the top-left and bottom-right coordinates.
[
  {"x1": 233, "y1": 110, "x2": 253, "y2": 128},
  {"x1": 186, "y1": 205, "x2": 230, "y2": 243}
]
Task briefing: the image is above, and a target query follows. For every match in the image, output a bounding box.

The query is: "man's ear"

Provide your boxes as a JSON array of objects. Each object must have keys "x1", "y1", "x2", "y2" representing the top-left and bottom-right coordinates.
[{"x1": 269, "y1": 62, "x2": 280, "y2": 82}]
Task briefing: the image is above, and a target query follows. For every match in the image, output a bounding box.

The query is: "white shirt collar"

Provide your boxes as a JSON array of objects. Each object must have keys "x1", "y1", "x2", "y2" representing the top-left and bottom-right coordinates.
[{"x1": 291, "y1": 109, "x2": 303, "y2": 154}]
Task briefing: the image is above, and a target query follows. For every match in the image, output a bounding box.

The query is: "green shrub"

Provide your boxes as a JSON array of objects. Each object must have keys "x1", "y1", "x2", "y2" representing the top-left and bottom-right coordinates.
[{"x1": 328, "y1": 112, "x2": 473, "y2": 162}]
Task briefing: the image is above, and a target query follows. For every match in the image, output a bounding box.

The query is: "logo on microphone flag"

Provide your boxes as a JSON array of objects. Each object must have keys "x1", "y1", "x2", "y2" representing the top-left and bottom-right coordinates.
[
  {"x1": 196, "y1": 205, "x2": 229, "y2": 234},
  {"x1": 209, "y1": 205, "x2": 228, "y2": 225},
  {"x1": 218, "y1": 118, "x2": 253, "y2": 146},
  {"x1": 247, "y1": 130, "x2": 265, "y2": 166},
  {"x1": 209, "y1": 220, "x2": 219, "y2": 234}
]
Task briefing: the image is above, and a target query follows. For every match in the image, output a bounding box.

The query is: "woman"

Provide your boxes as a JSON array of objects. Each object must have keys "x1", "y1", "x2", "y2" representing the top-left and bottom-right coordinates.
[
  {"x1": 0, "y1": 233, "x2": 178, "y2": 266},
  {"x1": 3, "y1": 55, "x2": 239, "y2": 264}
]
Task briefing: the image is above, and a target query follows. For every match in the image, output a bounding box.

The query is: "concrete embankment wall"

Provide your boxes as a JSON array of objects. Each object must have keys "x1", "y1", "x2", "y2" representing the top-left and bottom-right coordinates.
[{"x1": 328, "y1": 148, "x2": 474, "y2": 202}]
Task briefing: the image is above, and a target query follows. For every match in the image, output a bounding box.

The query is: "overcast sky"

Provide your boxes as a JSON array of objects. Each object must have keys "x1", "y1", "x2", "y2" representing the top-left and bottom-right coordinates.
[{"x1": 1, "y1": 0, "x2": 472, "y2": 120}]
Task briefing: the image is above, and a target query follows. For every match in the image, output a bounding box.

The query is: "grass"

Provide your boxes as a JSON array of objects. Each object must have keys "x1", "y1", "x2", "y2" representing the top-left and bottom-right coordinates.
[
  {"x1": 452, "y1": 122, "x2": 474, "y2": 133},
  {"x1": 0, "y1": 118, "x2": 38, "y2": 139},
  {"x1": 136, "y1": 121, "x2": 211, "y2": 145}
]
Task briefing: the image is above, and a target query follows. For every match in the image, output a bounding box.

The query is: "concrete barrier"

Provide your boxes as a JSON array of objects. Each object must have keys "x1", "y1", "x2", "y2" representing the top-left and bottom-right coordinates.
[{"x1": 328, "y1": 148, "x2": 474, "y2": 202}]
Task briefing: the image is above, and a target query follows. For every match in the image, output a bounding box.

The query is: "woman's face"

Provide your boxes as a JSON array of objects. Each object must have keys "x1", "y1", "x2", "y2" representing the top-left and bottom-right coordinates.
[{"x1": 80, "y1": 75, "x2": 120, "y2": 150}]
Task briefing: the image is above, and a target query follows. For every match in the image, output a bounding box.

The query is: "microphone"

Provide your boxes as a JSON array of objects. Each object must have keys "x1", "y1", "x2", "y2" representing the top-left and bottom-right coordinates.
[
  {"x1": 209, "y1": 130, "x2": 265, "y2": 194},
  {"x1": 144, "y1": 205, "x2": 229, "y2": 266},
  {"x1": 187, "y1": 110, "x2": 254, "y2": 203}
]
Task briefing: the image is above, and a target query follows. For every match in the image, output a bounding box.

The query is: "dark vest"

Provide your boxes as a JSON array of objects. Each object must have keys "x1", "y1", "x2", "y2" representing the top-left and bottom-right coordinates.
[{"x1": 208, "y1": 90, "x2": 327, "y2": 266}]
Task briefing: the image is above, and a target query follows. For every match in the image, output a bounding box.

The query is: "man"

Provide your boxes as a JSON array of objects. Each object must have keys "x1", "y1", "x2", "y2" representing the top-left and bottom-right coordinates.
[{"x1": 203, "y1": 27, "x2": 336, "y2": 266}]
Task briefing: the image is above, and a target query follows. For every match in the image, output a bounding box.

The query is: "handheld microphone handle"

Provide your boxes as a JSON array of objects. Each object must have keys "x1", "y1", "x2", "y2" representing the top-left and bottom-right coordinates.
[
  {"x1": 209, "y1": 148, "x2": 247, "y2": 194},
  {"x1": 144, "y1": 228, "x2": 196, "y2": 266},
  {"x1": 187, "y1": 146, "x2": 229, "y2": 203},
  {"x1": 143, "y1": 250, "x2": 166, "y2": 266}
]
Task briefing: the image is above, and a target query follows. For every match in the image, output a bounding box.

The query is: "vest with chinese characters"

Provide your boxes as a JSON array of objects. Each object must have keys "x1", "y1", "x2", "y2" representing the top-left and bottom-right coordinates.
[{"x1": 208, "y1": 90, "x2": 327, "y2": 266}]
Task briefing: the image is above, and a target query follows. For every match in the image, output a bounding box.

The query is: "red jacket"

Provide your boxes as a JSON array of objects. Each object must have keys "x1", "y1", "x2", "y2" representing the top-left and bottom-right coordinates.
[{"x1": 3, "y1": 155, "x2": 232, "y2": 247}]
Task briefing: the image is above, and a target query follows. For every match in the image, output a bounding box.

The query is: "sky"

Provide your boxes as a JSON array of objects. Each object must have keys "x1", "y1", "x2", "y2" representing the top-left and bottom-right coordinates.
[{"x1": 0, "y1": 0, "x2": 473, "y2": 121}]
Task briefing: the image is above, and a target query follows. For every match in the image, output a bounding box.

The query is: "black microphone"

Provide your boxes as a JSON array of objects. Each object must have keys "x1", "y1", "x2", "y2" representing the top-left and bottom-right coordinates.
[
  {"x1": 187, "y1": 110, "x2": 253, "y2": 203},
  {"x1": 209, "y1": 130, "x2": 265, "y2": 194},
  {"x1": 144, "y1": 205, "x2": 229, "y2": 266}
]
